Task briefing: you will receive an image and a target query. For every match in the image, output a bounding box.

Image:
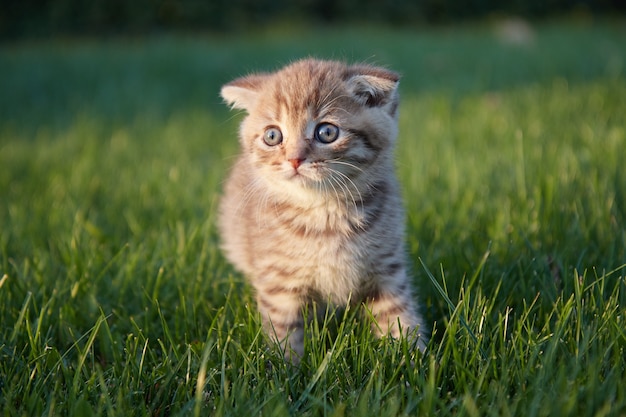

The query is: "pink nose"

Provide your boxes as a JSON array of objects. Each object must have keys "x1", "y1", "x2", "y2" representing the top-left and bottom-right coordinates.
[{"x1": 289, "y1": 158, "x2": 305, "y2": 169}]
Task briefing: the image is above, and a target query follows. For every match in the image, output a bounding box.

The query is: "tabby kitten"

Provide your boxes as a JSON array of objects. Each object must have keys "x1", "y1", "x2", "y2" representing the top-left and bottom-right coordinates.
[{"x1": 219, "y1": 59, "x2": 427, "y2": 361}]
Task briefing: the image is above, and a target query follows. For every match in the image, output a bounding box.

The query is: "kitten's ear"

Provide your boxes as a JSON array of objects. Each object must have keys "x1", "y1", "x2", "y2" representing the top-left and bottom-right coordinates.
[
  {"x1": 346, "y1": 66, "x2": 400, "y2": 108},
  {"x1": 220, "y1": 74, "x2": 269, "y2": 111}
]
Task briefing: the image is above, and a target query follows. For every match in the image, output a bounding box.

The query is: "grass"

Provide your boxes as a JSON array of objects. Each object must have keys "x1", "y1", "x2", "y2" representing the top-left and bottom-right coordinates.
[{"x1": 1, "y1": 19, "x2": 626, "y2": 416}]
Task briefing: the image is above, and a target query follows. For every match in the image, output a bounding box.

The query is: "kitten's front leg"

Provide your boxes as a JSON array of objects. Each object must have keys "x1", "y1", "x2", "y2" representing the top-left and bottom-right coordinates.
[
  {"x1": 365, "y1": 284, "x2": 428, "y2": 351},
  {"x1": 256, "y1": 288, "x2": 305, "y2": 362}
]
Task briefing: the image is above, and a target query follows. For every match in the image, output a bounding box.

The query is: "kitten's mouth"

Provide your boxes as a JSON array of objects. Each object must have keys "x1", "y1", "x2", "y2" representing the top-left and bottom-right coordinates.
[
  {"x1": 282, "y1": 161, "x2": 327, "y2": 187},
  {"x1": 287, "y1": 168, "x2": 319, "y2": 186},
  {"x1": 289, "y1": 170, "x2": 309, "y2": 182}
]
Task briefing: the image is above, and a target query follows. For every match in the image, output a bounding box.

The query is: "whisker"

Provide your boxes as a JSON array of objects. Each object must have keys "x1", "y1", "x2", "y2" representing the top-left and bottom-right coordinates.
[
  {"x1": 331, "y1": 168, "x2": 363, "y2": 205},
  {"x1": 257, "y1": 193, "x2": 268, "y2": 228},
  {"x1": 316, "y1": 85, "x2": 345, "y2": 112},
  {"x1": 328, "y1": 169, "x2": 359, "y2": 215},
  {"x1": 328, "y1": 174, "x2": 354, "y2": 212},
  {"x1": 234, "y1": 177, "x2": 263, "y2": 219},
  {"x1": 318, "y1": 93, "x2": 355, "y2": 118},
  {"x1": 328, "y1": 158, "x2": 365, "y2": 174},
  {"x1": 317, "y1": 86, "x2": 340, "y2": 110},
  {"x1": 324, "y1": 174, "x2": 343, "y2": 205},
  {"x1": 318, "y1": 176, "x2": 333, "y2": 213}
]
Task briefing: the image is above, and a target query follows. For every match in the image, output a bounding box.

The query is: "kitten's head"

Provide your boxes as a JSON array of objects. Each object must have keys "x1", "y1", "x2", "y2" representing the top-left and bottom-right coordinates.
[{"x1": 221, "y1": 59, "x2": 400, "y2": 201}]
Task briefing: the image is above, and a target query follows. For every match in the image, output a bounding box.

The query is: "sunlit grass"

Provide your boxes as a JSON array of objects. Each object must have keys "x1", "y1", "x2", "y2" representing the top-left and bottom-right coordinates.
[{"x1": 1, "y1": 20, "x2": 625, "y2": 416}]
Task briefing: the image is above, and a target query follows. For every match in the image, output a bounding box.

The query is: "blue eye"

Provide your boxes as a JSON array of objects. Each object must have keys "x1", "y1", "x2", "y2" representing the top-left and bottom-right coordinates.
[
  {"x1": 263, "y1": 127, "x2": 283, "y2": 146},
  {"x1": 315, "y1": 123, "x2": 339, "y2": 144}
]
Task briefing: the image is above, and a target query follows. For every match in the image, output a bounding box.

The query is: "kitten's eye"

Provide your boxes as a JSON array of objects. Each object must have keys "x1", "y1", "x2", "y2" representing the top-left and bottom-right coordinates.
[
  {"x1": 263, "y1": 127, "x2": 283, "y2": 146},
  {"x1": 315, "y1": 123, "x2": 339, "y2": 144}
]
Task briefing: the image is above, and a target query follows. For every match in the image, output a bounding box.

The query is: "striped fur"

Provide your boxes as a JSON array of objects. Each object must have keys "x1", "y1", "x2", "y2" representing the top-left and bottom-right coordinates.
[{"x1": 219, "y1": 59, "x2": 427, "y2": 362}]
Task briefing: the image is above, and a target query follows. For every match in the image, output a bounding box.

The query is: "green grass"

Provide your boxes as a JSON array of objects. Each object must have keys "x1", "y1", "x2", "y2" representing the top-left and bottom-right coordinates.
[{"x1": 1, "y1": 19, "x2": 626, "y2": 416}]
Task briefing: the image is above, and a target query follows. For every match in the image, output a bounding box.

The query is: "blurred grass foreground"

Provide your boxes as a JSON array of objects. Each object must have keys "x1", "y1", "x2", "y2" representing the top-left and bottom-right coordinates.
[{"x1": 1, "y1": 15, "x2": 626, "y2": 417}]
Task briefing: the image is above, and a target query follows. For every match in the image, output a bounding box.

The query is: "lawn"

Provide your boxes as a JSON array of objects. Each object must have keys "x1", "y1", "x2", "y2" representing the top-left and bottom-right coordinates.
[{"x1": 1, "y1": 19, "x2": 625, "y2": 416}]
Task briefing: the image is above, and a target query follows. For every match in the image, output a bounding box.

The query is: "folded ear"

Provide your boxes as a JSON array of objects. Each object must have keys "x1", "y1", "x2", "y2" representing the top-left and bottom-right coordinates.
[
  {"x1": 346, "y1": 66, "x2": 400, "y2": 108},
  {"x1": 220, "y1": 73, "x2": 269, "y2": 111}
]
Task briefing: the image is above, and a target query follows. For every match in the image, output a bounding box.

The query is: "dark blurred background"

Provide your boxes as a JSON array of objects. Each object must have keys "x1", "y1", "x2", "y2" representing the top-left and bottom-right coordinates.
[{"x1": 2, "y1": 0, "x2": 625, "y2": 39}]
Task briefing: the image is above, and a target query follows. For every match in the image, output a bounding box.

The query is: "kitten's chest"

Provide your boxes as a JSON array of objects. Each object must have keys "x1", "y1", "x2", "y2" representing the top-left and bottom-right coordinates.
[{"x1": 266, "y1": 201, "x2": 371, "y2": 301}]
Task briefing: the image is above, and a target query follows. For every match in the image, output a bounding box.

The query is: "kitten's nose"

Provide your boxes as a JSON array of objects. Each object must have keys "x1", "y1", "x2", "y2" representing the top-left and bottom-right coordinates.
[{"x1": 289, "y1": 158, "x2": 305, "y2": 170}]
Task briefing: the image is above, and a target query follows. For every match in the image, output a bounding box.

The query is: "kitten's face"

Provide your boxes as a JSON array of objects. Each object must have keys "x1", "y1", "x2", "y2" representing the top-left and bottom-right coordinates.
[{"x1": 221, "y1": 60, "x2": 400, "y2": 199}]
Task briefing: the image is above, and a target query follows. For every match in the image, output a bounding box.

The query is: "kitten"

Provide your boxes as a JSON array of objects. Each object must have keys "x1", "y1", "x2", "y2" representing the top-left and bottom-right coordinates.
[{"x1": 219, "y1": 59, "x2": 427, "y2": 362}]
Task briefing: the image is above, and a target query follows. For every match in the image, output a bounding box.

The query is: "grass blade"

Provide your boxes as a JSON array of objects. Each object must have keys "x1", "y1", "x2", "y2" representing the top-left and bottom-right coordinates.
[{"x1": 419, "y1": 258, "x2": 487, "y2": 360}]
